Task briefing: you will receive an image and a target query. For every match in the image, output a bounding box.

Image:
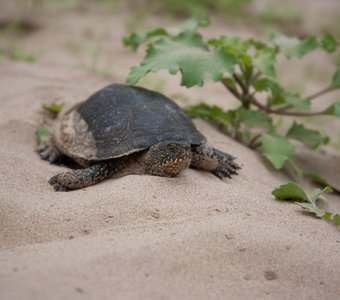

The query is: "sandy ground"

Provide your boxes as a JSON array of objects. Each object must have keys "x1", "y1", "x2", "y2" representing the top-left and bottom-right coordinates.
[{"x1": 1, "y1": 1, "x2": 340, "y2": 299}]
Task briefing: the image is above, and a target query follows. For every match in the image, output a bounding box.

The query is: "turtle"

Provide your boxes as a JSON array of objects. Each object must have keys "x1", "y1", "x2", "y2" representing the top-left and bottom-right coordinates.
[{"x1": 37, "y1": 83, "x2": 240, "y2": 191}]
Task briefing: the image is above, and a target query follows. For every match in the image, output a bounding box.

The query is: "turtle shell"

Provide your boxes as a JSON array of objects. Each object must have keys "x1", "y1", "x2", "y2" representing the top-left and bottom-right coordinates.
[{"x1": 54, "y1": 84, "x2": 206, "y2": 163}]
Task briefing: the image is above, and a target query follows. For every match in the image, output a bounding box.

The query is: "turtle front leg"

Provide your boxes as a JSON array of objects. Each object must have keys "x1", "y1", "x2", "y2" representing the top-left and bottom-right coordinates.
[
  {"x1": 190, "y1": 144, "x2": 240, "y2": 179},
  {"x1": 142, "y1": 142, "x2": 192, "y2": 177}
]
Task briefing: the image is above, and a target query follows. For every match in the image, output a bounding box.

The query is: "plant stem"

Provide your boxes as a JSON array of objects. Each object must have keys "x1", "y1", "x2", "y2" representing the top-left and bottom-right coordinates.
[
  {"x1": 249, "y1": 71, "x2": 262, "y2": 84},
  {"x1": 233, "y1": 74, "x2": 248, "y2": 96},
  {"x1": 268, "y1": 86, "x2": 336, "y2": 113},
  {"x1": 306, "y1": 86, "x2": 335, "y2": 100},
  {"x1": 222, "y1": 79, "x2": 242, "y2": 100},
  {"x1": 248, "y1": 133, "x2": 261, "y2": 149},
  {"x1": 251, "y1": 97, "x2": 326, "y2": 116}
]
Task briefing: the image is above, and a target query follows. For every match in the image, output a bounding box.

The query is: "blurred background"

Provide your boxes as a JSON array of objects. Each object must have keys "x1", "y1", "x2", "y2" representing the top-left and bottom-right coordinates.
[
  {"x1": 1, "y1": 0, "x2": 339, "y2": 148},
  {"x1": 1, "y1": 0, "x2": 339, "y2": 79}
]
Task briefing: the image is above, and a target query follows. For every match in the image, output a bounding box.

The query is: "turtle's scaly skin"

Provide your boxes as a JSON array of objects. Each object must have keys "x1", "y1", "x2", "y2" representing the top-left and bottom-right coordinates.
[{"x1": 37, "y1": 84, "x2": 240, "y2": 191}]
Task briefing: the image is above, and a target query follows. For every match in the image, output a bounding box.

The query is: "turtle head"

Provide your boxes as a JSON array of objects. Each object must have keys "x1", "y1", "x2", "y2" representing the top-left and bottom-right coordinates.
[{"x1": 144, "y1": 142, "x2": 192, "y2": 177}]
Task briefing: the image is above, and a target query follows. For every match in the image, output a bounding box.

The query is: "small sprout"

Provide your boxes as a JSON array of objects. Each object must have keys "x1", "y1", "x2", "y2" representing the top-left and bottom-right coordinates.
[
  {"x1": 42, "y1": 102, "x2": 63, "y2": 116},
  {"x1": 36, "y1": 126, "x2": 52, "y2": 143},
  {"x1": 286, "y1": 122, "x2": 329, "y2": 149},
  {"x1": 272, "y1": 183, "x2": 339, "y2": 225},
  {"x1": 0, "y1": 45, "x2": 38, "y2": 63}
]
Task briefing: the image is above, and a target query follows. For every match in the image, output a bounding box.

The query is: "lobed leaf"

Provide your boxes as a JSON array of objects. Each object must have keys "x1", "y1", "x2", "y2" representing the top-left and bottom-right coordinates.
[
  {"x1": 123, "y1": 16, "x2": 209, "y2": 52},
  {"x1": 236, "y1": 108, "x2": 273, "y2": 130},
  {"x1": 179, "y1": 16, "x2": 210, "y2": 31},
  {"x1": 185, "y1": 103, "x2": 232, "y2": 126},
  {"x1": 252, "y1": 78, "x2": 285, "y2": 106},
  {"x1": 208, "y1": 36, "x2": 252, "y2": 63},
  {"x1": 261, "y1": 134, "x2": 293, "y2": 169},
  {"x1": 286, "y1": 121, "x2": 329, "y2": 149},
  {"x1": 319, "y1": 33, "x2": 338, "y2": 53},
  {"x1": 324, "y1": 100, "x2": 340, "y2": 117},
  {"x1": 270, "y1": 32, "x2": 318, "y2": 59},
  {"x1": 253, "y1": 49, "x2": 276, "y2": 77},
  {"x1": 127, "y1": 32, "x2": 237, "y2": 87},
  {"x1": 284, "y1": 93, "x2": 311, "y2": 111},
  {"x1": 123, "y1": 28, "x2": 170, "y2": 52}
]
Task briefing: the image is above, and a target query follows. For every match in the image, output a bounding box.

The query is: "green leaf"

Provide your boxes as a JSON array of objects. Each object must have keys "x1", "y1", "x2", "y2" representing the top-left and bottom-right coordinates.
[
  {"x1": 36, "y1": 126, "x2": 52, "y2": 143},
  {"x1": 269, "y1": 32, "x2": 318, "y2": 59},
  {"x1": 261, "y1": 134, "x2": 293, "y2": 169},
  {"x1": 296, "y1": 37, "x2": 319, "y2": 57},
  {"x1": 208, "y1": 36, "x2": 252, "y2": 60},
  {"x1": 272, "y1": 182, "x2": 308, "y2": 201},
  {"x1": 332, "y1": 214, "x2": 340, "y2": 225},
  {"x1": 319, "y1": 33, "x2": 338, "y2": 53},
  {"x1": 123, "y1": 28, "x2": 170, "y2": 51},
  {"x1": 179, "y1": 16, "x2": 210, "y2": 31},
  {"x1": 324, "y1": 100, "x2": 340, "y2": 117},
  {"x1": 236, "y1": 108, "x2": 273, "y2": 130},
  {"x1": 252, "y1": 78, "x2": 285, "y2": 106},
  {"x1": 185, "y1": 103, "x2": 232, "y2": 126},
  {"x1": 127, "y1": 32, "x2": 237, "y2": 87},
  {"x1": 323, "y1": 211, "x2": 332, "y2": 221},
  {"x1": 123, "y1": 16, "x2": 209, "y2": 52},
  {"x1": 309, "y1": 186, "x2": 333, "y2": 204},
  {"x1": 253, "y1": 78, "x2": 279, "y2": 92},
  {"x1": 286, "y1": 121, "x2": 329, "y2": 149},
  {"x1": 284, "y1": 93, "x2": 311, "y2": 111},
  {"x1": 330, "y1": 67, "x2": 340, "y2": 88},
  {"x1": 253, "y1": 49, "x2": 276, "y2": 77},
  {"x1": 295, "y1": 202, "x2": 323, "y2": 218},
  {"x1": 273, "y1": 182, "x2": 338, "y2": 224},
  {"x1": 42, "y1": 102, "x2": 63, "y2": 115}
]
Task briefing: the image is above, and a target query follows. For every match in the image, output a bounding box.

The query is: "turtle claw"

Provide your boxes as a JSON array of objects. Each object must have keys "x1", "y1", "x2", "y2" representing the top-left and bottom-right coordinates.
[
  {"x1": 191, "y1": 145, "x2": 241, "y2": 180},
  {"x1": 48, "y1": 174, "x2": 70, "y2": 192},
  {"x1": 212, "y1": 162, "x2": 239, "y2": 180}
]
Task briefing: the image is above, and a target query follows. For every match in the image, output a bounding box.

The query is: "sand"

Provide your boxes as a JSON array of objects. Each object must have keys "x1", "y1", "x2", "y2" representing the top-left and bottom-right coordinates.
[{"x1": 1, "y1": 2, "x2": 340, "y2": 299}]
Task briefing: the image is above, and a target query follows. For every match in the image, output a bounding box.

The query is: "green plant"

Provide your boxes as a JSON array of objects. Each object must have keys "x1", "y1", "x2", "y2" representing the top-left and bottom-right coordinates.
[
  {"x1": 42, "y1": 102, "x2": 63, "y2": 116},
  {"x1": 36, "y1": 102, "x2": 63, "y2": 142},
  {"x1": 272, "y1": 182, "x2": 340, "y2": 225},
  {"x1": 0, "y1": 44, "x2": 38, "y2": 63},
  {"x1": 36, "y1": 125, "x2": 52, "y2": 143},
  {"x1": 123, "y1": 0, "x2": 252, "y2": 18},
  {"x1": 123, "y1": 17, "x2": 340, "y2": 177}
]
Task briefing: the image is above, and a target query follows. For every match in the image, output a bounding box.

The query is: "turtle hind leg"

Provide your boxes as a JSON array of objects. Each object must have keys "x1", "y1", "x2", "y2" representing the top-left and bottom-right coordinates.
[
  {"x1": 37, "y1": 138, "x2": 63, "y2": 163},
  {"x1": 190, "y1": 144, "x2": 240, "y2": 179},
  {"x1": 48, "y1": 158, "x2": 132, "y2": 191},
  {"x1": 49, "y1": 162, "x2": 111, "y2": 191}
]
